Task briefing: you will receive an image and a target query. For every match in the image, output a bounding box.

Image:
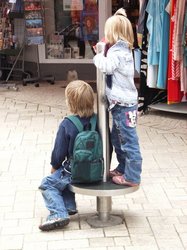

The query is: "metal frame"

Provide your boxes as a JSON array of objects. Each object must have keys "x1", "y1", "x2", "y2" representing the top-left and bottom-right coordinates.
[{"x1": 0, "y1": 44, "x2": 27, "y2": 90}]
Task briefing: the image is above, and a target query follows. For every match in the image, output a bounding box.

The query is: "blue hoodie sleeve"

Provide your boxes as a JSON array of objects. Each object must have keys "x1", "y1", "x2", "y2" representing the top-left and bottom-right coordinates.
[{"x1": 50, "y1": 122, "x2": 69, "y2": 169}]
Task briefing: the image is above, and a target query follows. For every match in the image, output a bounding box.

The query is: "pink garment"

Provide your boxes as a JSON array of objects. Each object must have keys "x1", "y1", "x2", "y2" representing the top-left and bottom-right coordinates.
[
  {"x1": 173, "y1": 0, "x2": 186, "y2": 61},
  {"x1": 180, "y1": 58, "x2": 187, "y2": 93},
  {"x1": 171, "y1": 2, "x2": 180, "y2": 80},
  {"x1": 173, "y1": 0, "x2": 187, "y2": 93}
]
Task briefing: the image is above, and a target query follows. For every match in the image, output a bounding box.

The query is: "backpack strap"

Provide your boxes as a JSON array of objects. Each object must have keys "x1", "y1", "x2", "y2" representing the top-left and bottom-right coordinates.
[
  {"x1": 90, "y1": 113, "x2": 97, "y2": 131},
  {"x1": 67, "y1": 113, "x2": 97, "y2": 132},
  {"x1": 67, "y1": 115, "x2": 84, "y2": 132}
]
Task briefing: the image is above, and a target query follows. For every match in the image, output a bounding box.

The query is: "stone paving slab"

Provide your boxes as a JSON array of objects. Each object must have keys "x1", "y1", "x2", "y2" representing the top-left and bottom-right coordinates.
[{"x1": 0, "y1": 82, "x2": 187, "y2": 250}]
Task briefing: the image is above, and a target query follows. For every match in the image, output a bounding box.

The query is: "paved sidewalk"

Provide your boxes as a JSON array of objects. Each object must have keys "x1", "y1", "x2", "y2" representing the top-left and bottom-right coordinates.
[{"x1": 0, "y1": 82, "x2": 187, "y2": 250}]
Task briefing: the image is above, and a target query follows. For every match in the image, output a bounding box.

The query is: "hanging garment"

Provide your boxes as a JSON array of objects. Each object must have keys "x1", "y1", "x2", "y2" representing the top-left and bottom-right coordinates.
[
  {"x1": 183, "y1": 6, "x2": 187, "y2": 68},
  {"x1": 147, "y1": 64, "x2": 158, "y2": 88},
  {"x1": 137, "y1": 0, "x2": 148, "y2": 48},
  {"x1": 156, "y1": 0, "x2": 170, "y2": 89},
  {"x1": 138, "y1": 1, "x2": 149, "y2": 112},
  {"x1": 138, "y1": 0, "x2": 164, "y2": 112},
  {"x1": 173, "y1": 0, "x2": 186, "y2": 61},
  {"x1": 174, "y1": 0, "x2": 187, "y2": 95},
  {"x1": 180, "y1": 59, "x2": 187, "y2": 93},
  {"x1": 167, "y1": 0, "x2": 183, "y2": 103},
  {"x1": 146, "y1": 0, "x2": 163, "y2": 88},
  {"x1": 171, "y1": 3, "x2": 180, "y2": 80},
  {"x1": 146, "y1": 0, "x2": 162, "y2": 66}
]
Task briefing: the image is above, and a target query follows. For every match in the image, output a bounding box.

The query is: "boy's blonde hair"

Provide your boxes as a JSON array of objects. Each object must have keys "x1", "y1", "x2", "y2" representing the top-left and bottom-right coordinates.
[
  {"x1": 104, "y1": 14, "x2": 134, "y2": 49},
  {"x1": 65, "y1": 80, "x2": 94, "y2": 117}
]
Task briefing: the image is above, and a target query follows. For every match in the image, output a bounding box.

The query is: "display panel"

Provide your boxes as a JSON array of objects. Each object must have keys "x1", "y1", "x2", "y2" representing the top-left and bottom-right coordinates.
[
  {"x1": 24, "y1": 0, "x2": 44, "y2": 45},
  {"x1": 49, "y1": 0, "x2": 99, "y2": 59}
]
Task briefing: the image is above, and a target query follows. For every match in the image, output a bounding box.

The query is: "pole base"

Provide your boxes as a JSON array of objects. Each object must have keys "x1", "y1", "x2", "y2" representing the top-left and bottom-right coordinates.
[{"x1": 87, "y1": 214, "x2": 123, "y2": 228}]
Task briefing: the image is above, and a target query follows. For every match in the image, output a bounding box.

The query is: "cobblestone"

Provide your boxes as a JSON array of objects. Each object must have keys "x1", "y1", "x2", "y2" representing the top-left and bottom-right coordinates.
[{"x1": 0, "y1": 82, "x2": 187, "y2": 250}]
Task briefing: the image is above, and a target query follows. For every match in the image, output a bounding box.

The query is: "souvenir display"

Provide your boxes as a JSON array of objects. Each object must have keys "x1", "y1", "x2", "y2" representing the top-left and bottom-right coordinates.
[{"x1": 23, "y1": 0, "x2": 44, "y2": 45}]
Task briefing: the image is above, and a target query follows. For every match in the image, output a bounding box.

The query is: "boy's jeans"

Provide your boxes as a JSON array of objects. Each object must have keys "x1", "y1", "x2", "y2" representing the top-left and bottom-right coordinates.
[
  {"x1": 38, "y1": 167, "x2": 76, "y2": 221},
  {"x1": 111, "y1": 104, "x2": 142, "y2": 184}
]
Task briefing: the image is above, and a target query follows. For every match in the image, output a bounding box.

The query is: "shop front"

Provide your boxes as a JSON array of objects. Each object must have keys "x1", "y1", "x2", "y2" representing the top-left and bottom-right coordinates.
[
  {"x1": 1, "y1": 0, "x2": 140, "y2": 81},
  {"x1": 38, "y1": 0, "x2": 111, "y2": 80},
  {"x1": 0, "y1": 0, "x2": 114, "y2": 81},
  {"x1": 40, "y1": 0, "x2": 140, "y2": 81}
]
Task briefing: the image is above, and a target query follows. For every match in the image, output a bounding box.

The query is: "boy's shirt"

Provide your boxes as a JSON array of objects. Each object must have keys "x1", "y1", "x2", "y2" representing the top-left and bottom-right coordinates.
[{"x1": 50, "y1": 116, "x2": 91, "y2": 170}]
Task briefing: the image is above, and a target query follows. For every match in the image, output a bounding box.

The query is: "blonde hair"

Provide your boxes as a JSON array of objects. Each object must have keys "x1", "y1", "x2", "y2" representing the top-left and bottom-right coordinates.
[
  {"x1": 114, "y1": 8, "x2": 127, "y2": 17},
  {"x1": 65, "y1": 80, "x2": 94, "y2": 117},
  {"x1": 104, "y1": 14, "x2": 134, "y2": 49}
]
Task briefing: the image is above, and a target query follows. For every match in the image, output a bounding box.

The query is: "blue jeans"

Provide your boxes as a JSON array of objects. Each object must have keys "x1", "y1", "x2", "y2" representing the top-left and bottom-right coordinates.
[
  {"x1": 38, "y1": 167, "x2": 76, "y2": 220},
  {"x1": 111, "y1": 104, "x2": 142, "y2": 184}
]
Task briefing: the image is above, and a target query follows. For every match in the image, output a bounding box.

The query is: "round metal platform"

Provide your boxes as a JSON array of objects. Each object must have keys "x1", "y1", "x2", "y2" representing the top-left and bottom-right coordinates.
[
  {"x1": 69, "y1": 180, "x2": 139, "y2": 196},
  {"x1": 149, "y1": 102, "x2": 187, "y2": 114}
]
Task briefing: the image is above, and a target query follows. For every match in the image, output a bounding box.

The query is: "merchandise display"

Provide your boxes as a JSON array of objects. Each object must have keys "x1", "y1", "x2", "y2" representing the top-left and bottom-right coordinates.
[
  {"x1": 46, "y1": 33, "x2": 64, "y2": 59},
  {"x1": 0, "y1": 1, "x2": 13, "y2": 50},
  {"x1": 23, "y1": 0, "x2": 44, "y2": 45},
  {"x1": 54, "y1": 0, "x2": 98, "y2": 59}
]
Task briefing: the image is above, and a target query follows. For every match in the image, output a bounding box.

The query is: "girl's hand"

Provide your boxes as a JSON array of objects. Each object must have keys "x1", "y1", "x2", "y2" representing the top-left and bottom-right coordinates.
[{"x1": 51, "y1": 167, "x2": 56, "y2": 174}]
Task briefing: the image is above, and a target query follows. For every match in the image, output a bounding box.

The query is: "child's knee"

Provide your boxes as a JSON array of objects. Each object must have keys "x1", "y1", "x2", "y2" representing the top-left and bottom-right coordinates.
[{"x1": 38, "y1": 176, "x2": 50, "y2": 190}]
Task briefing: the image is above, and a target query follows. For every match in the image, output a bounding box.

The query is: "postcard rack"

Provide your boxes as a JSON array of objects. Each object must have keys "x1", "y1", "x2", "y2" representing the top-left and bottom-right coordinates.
[{"x1": 23, "y1": 0, "x2": 54, "y2": 86}]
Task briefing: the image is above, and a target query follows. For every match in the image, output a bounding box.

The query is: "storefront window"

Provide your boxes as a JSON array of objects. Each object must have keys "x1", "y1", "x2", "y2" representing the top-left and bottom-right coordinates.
[{"x1": 47, "y1": 0, "x2": 98, "y2": 59}]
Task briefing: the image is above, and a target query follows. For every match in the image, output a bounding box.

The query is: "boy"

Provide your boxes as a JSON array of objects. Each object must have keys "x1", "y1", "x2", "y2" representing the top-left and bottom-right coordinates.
[{"x1": 38, "y1": 80, "x2": 95, "y2": 231}]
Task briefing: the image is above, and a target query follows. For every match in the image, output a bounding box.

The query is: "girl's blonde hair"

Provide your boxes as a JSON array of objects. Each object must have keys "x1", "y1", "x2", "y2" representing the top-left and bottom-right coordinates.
[
  {"x1": 114, "y1": 8, "x2": 127, "y2": 17},
  {"x1": 65, "y1": 80, "x2": 94, "y2": 117},
  {"x1": 104, "y1": 13, "x2": 134, "y2": 49}
]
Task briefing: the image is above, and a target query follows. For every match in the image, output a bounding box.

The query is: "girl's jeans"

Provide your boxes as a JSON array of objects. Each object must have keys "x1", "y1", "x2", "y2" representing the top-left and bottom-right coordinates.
[
  {"x1": 38, "y1": 167, "x2": 76, "y2": 221},
  {"x1": 111, "y1": 104, "x2": 142, "y2": 184}
]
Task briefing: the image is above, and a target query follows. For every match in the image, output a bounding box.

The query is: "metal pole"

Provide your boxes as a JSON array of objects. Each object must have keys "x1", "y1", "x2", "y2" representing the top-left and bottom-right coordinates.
[
  {"x1": 96, "y1": 42, "x2": 111, "y2": 222},
  {"x1": 96, "y1": 42, "x2": 110, "y2": 182},
  {"x1": 97, "y1": 196, "x2": 111, "y2": 222},
  {"x1": 87, "y1": 43, "x2": 123, "y2": 227},
  {"x1": 6, "y1": 45, "x2": 24, "y2": 82}
]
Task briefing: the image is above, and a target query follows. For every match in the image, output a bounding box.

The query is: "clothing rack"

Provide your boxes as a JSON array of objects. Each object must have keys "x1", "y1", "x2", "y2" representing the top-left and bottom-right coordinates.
[{"x1": 137, "y1": 0, "x2": 187, "y2": 114}]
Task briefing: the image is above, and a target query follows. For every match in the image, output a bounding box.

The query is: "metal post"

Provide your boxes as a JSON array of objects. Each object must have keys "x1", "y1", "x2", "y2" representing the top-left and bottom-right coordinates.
[
  {"x1": 97, "y1": 196, "x2": 111, "y2": 221},
  {"x1": 96, "y1": 42, "x2": 111, "y2": 223},
  {"x1": 87, "y1": 42, "x2": 123, "y2": 227},
  {"x1": 96, "y1": 43, "x2": 111, "y2": 182}
]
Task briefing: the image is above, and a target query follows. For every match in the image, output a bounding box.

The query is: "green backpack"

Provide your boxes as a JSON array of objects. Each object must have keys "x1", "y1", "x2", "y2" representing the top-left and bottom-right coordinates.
[{"x1": 67, "y1": 114, "x2": 104, "y2": 184}]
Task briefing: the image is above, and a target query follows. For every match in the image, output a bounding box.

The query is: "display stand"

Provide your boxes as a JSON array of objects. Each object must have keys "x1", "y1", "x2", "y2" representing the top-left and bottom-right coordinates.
[
  {"x1": 0, "y1": 0, "x2": 21, "y2": 90},
  {"x1": 22, "y1": 0, "x2": 54, "y2": 86},
  {"x1": 0, "y1": 44, "x2": 26, "y2": 91},
  {"x1": 70, "y1": 43, "x2": 139, "y2": 228},
  {"x1": 22, "y1": 44, "x2": 55, "y2": 87}
]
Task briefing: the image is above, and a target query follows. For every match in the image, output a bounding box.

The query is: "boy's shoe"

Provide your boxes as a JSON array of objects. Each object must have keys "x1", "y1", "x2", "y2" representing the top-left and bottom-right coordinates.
[
  {"x1": 109, "y1": 169, "x2": 123, "y2": 178},
  {"x1": 39, "y1": 218, "x2": 70, "y2": 231},
  {"x1": 112, "y1": 175, "x2": 139, "y2": 187},
  {"x1": 68, "y1": 209, "x2": 78, "y2": 215}
]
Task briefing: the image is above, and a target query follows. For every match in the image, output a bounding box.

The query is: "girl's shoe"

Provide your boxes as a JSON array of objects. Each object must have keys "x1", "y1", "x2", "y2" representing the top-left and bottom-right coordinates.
[
  {"x1": 68, "y1": 209, "x2": 78, "y2": 215},
  {"x1": 112, "y1": 175, "x2": 139, "y2": 187},
  {"x1": 39, "y1": 218, "x2": 70, "y2": 231},
  {"x1": 109, "y1": 169, "x2": 123, "y2": 178}
]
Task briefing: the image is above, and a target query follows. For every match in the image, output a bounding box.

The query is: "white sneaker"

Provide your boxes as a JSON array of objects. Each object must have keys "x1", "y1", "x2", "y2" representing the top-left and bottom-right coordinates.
[{"x1": 39, "y1": 218, "x2": 70, "y2": 231}]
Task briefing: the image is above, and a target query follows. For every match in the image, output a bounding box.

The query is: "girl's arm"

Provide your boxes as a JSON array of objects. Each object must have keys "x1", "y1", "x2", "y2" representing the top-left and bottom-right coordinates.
[{"x1": 93, "y1": 52, "x2": 119, "y2": 74}]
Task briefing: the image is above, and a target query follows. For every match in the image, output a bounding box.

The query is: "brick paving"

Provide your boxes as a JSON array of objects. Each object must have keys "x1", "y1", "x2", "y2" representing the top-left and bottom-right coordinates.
[{"x1": 0, "y1": 82, "x2": 187, "y2": 250}]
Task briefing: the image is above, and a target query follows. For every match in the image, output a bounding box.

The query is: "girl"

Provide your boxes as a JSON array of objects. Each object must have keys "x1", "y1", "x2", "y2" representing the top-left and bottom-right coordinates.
[{"x1": 93, "y1": 11, "x2": 142, "y2": 187}]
